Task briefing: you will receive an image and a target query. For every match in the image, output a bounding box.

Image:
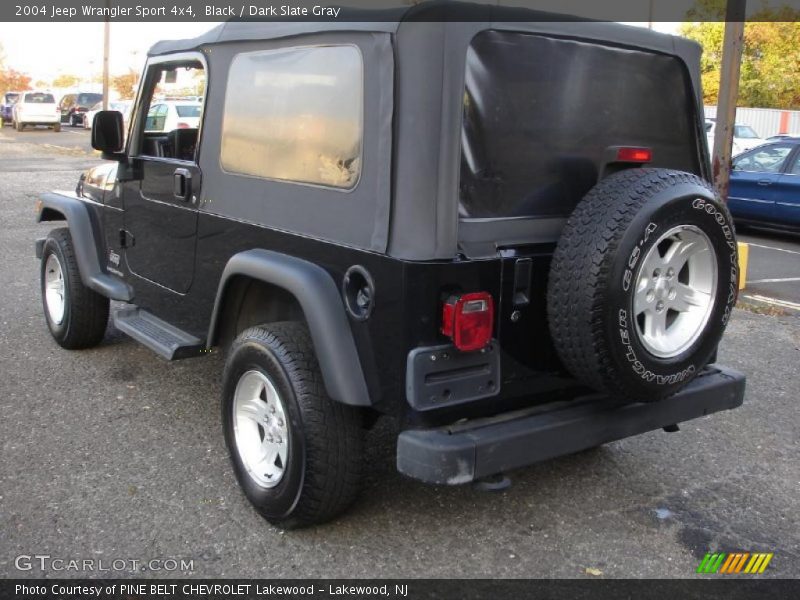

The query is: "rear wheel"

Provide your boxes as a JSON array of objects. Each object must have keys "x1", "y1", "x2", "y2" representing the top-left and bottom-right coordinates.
[
  {"x1": 547, "y1": 168, "x2": 738, "y2": 402},
  {"x1": 222, "y1": 322, "x2": 364, "y2": 528},
  {"x1": 40, "y1": 228, "x2": 109, "y2": 349}
]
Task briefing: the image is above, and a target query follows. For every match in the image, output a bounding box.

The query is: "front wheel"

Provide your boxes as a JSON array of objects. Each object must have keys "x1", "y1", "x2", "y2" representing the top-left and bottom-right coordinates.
[
  {"x1": 40, "y1": 228, "x2": 109, "y2": 349},
  {"x1": 222, "y1": 322, "x2": 364, "y2": 528}
]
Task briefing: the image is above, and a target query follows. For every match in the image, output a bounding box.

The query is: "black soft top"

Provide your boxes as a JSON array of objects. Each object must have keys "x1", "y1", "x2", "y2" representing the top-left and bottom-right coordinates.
[
  {"x1": 145, "y1": 1, "x2": 706, "y2": 261},
  {"x1": 148, "y1": 1, "x2": 693, "y2": 57}
]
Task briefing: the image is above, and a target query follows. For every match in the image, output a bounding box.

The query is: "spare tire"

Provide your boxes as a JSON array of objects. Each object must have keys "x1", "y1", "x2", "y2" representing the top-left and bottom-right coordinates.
[{"x1": 547, "y1": 168, "x2": 738, "y2": 402}]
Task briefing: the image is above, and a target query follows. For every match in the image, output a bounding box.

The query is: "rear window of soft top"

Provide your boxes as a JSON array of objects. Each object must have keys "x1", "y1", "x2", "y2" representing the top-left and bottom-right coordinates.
[{"x1": 459, "y1": 31, "x2": 700, "y2": 219}]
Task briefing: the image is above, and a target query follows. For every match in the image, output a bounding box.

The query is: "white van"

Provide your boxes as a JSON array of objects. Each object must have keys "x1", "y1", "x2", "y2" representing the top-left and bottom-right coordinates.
[{"x1": 12, "y1": 91, "x2": 61, "y2": 131}]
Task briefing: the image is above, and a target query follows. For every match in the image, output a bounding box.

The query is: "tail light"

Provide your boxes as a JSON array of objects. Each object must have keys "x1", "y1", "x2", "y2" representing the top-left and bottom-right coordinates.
[
  {"x1": 177, "y1": 122, "x2": 190, "y2": 129},
  {"x1": 616, "y1": 147, "x2": 652, "y2": 163},
  {"x1": 441, "y1": 292, "x2": 494, "y2": 352}
]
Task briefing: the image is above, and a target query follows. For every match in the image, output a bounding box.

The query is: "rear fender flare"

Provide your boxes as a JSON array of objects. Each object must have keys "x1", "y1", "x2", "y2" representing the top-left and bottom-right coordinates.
[{"x1": 209, "y1": 249, "x2": 371, "y2": 407}]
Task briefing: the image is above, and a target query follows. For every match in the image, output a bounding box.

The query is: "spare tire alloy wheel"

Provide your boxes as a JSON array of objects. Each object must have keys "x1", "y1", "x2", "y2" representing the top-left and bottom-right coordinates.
[
  {"x1": 547, "y1": 169, "x2": 738, "y2": 402},
  {"x1": 632, "y1": 225, "x2": 717, "y2": 359}
]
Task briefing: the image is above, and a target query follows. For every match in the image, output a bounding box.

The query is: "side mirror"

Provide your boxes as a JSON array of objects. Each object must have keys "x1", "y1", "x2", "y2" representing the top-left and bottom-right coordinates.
[{"x1": 91, "y1": 110, "x2": 125, "y2": 160}]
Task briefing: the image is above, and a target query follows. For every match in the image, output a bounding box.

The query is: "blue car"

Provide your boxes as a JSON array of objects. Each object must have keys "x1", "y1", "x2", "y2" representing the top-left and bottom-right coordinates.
[
  {"x1": 1, "y1": 91, "x2": 21, "y2": 125},
  {"x1": 728, "y1": 138, "x2": 800, "y2": 232}
]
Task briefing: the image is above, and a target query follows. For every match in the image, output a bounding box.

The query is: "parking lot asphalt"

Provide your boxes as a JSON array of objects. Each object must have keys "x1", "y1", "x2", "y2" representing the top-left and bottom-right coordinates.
[
  {"x1": 0, "y1": 122, "x2": 95, "y2": 155},
  {"x1": 0, "y1": 132, "x2": 798, "y2": 579},
  {"x1": 739, "y1": 231, "x2": 800, "y2": 312}
]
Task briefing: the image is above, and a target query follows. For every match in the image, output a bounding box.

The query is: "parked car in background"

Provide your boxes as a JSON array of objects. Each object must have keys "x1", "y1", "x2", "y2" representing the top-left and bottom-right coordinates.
[
  {"x1": 728, "y1": 138, "x2": 800, "y2": 231},
  {"x1": 767, "y1": 133, "x2": 800, "y2": 141},
  {"x1": 1, "y1": 91, "x2": 21, "y2": 126},
  {"x1": 12, "y1": 91, "x2": 60, "y2": 131},
  {"x1": 144, "y1": 100, "x2": 202, "y2": 132},
  {"x1": 59, "y1": 92, "x2": 103, "y2": 126},
  {"x1": 83, "y1": 100, "x2": 132, "y2": 129},
  {"x1": 705, "y1": 118, "x2": 766, "y2": 155}
]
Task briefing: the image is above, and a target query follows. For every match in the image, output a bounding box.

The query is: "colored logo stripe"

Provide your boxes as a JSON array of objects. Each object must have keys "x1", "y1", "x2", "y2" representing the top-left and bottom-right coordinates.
[
  {"x1": 744, "y1": 553, "x2": 773, "y2": 574},
  {"x1": 720, "y1": 553, "x2": 749, "y2": 573},
  {"x1": 697, "y1": 553, "x2": 726, "y2": 573},
  {"x1": 697, "y1": 552, "x2": 773, "y2": 574}
]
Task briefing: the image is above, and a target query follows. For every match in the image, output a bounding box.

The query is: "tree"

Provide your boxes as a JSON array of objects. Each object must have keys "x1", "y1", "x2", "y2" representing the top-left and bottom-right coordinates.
[
  {"x1": 111, "y1": 69, "x2": 140, "y2": 100},
  {"x1": 680, "y1": 2, "x2": 800, "y2": 109},
  {"x1": 0, "y1": 68, "x2": 31, "y2": 92},
  {"x1": 0, "y1": 42, "x2": 33, "y2": 92},
  {"x1": 52, "y1": 73, "x2": 81, "y2": 89}
]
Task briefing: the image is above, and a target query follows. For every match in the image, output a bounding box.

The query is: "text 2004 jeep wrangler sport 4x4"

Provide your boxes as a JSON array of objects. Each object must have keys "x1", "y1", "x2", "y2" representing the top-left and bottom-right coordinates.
[{"x1": 34, "y1": 5, "x2": 745, "y2": 528}]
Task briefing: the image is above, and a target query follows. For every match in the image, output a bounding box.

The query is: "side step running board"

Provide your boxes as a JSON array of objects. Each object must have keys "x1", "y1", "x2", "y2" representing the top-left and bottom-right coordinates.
[{"x1": 113, "y1": 307, "x2": 204, "y2": 360}]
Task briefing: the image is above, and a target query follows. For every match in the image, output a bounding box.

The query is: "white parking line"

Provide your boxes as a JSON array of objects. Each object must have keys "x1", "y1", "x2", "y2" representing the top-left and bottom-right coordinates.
[
  {"x1": 746, "y1": 242, "x2": 800, "y2": 256},
  {"x1": 743, "y1": 294, "x2": 800, "y2": 311},
  {"x1": 747, "y1": 277, "x2": 800, "y2": 284}
]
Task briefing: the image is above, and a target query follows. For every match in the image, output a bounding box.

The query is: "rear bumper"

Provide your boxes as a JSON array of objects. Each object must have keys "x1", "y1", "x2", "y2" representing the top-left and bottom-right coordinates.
[
  {"x1": 397, "y1": 365, "x2": 745, "y2": 485},
  {"x1": 18, "y1": 115, "x2": 59, "y2": 124}
]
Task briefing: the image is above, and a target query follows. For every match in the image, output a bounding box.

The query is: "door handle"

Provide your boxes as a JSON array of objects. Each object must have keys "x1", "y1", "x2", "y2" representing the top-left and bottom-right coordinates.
[
  {"x1": 757, "y1": 179, "x2": 773, "y2": 186},
  {"x1": 173, "y1": 168, "x2": 192, "y2": 201}
]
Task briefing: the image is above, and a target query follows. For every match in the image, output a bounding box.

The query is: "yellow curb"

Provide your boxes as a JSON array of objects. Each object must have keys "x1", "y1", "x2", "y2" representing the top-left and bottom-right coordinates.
[{"x1": 737, "y1": 242, "x2": 749, "y2": 291}]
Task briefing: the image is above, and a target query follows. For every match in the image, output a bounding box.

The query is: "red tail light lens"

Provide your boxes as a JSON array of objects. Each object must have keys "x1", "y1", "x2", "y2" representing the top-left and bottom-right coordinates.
[
  {"x1": 441, "y1": 292, "x2": 494, "y2": 352},
  {"x1": 177, "y1": 122, "x2": 190, "y2": 129},
  {"x1": 616, "y1": 147, "x2": 653, "y2": 163}
]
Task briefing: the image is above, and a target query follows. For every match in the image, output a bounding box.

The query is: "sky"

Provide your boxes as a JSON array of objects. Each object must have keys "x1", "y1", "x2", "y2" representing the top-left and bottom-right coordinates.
[
  {"x1": 0, "y1": 20, "x2": 679, "y2": 84},
  {"x1": 0, "y1": 22, "x2": 221, "y2": 83}
]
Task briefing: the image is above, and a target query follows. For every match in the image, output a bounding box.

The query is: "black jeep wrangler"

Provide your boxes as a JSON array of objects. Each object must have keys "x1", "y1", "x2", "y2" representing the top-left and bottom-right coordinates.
[{"x1": 34, "y1": 4, "x2": 745, "y2": 528}]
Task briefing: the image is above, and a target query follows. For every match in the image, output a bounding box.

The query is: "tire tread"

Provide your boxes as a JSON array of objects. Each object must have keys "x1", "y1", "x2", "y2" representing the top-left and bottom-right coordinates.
[
  {"x1": 44, "y1": 228, "x2": 109, "y2": 349},
  {"x1": 227, "y1": 322, "x2": 363, "y2": 528},
  {"x1": 547, "y1": 168, "x2": 732, "y2": 400}
]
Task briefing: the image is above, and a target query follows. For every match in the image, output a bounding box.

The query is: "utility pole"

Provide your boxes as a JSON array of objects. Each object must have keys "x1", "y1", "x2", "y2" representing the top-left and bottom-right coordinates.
[
  {"x1": 712, "y1": 0, "x2": 746, "y2": 202},
  {"x1": 102, "y1": 0, "x2": 110, "y2": 110}
]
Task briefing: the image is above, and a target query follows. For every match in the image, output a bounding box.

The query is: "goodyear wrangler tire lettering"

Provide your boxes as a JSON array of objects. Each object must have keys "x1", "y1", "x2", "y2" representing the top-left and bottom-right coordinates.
[{"x1": 547, "y1": 168, "x2": 738, "y2": 402}]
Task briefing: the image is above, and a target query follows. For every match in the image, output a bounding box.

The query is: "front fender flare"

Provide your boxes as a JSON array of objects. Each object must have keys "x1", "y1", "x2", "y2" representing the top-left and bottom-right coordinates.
[
  {"x1": 36, "y1": 192, "x2": 132, "y2": 301},
  {"x1": 209, "y1": 249, "x2": 371, "y2": 407}
]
